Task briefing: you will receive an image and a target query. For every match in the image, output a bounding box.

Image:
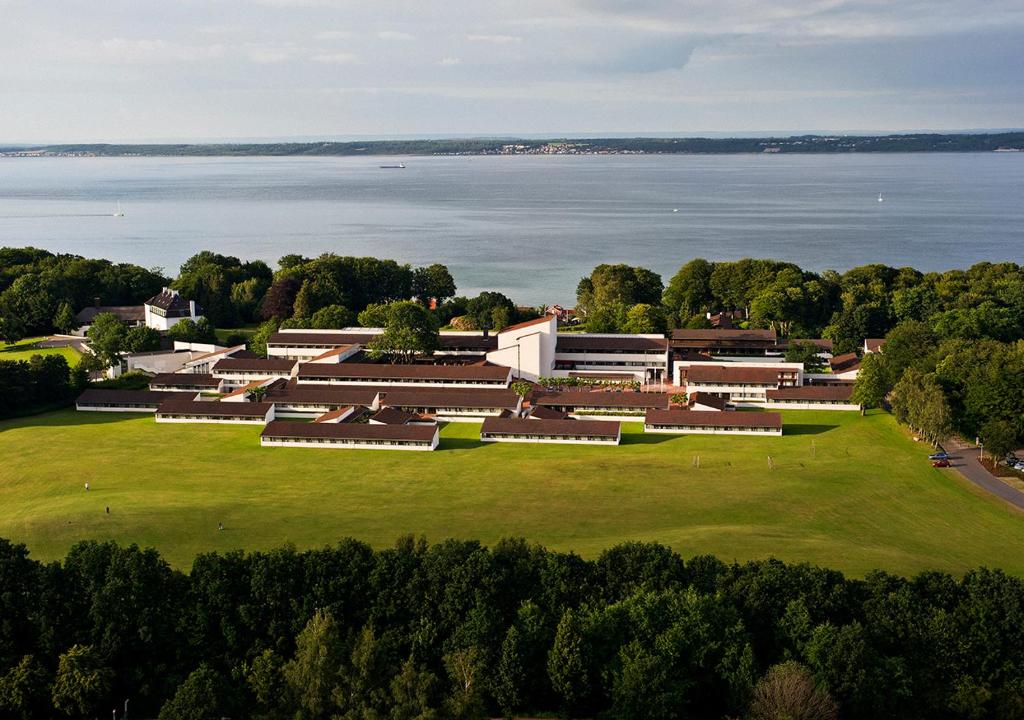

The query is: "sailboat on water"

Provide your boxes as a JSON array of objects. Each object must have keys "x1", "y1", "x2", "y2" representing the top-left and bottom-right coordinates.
[
  {"x1": 113, "y1": 201, "x2": 125, "y2": 217},
  {"x1": 877, "y1": 193, "x2": 884, "y2": 203}
]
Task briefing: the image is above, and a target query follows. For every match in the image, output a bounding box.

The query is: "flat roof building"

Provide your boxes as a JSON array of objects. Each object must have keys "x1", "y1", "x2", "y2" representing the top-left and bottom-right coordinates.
[
  {"x1": 531, "y1": 390, "x2": 671, "y2": 419},
  {"x1": 480, "y1": 417, "x2": 621, "y2": 445},
  {"x1": 76, "y1": 389, "x2": 177, "y2": 412},
  {"x1": 644, "y1": 409, "x2": 783, "y2": 436},
  {"x1": 149, "y1": 373, "x2": 223, "y2": 393},
  {"x1": 295, "y1": 362, "x2": 512, "y2": 388},
  {"x1": 156, "y1": 397, "x2": 274, "y2": 424},
  {"x1": 765, "y1": 384, "x2": 859, "y2": 411},
  {"x1": 261, "y1": 420, "x2": 439, "y2": 451}
]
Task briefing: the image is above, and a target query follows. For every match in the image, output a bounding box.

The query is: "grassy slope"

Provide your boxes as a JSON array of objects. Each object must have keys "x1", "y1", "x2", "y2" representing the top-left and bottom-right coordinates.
[
  {"x1": 0, "y1": 338, "x2": 81, "y2": 364},
  {"x1": 1, "y1": 409, "x2": 1021, "y2": 575}
]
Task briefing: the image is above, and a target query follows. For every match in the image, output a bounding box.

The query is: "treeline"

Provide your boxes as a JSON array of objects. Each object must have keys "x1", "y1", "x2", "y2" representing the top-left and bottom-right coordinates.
[
  {"x1": 0, "y1": 355, "x2": 81, "y2": 418},
  {"x1": 577, "y1": 258, "x2": 1024, "y2": 352},
  {"x1": 1, "y1": 538, "x2": 1023, "y2": 719},
  {"x1": 0, "y1": 247, "x2": 167, "y2": 341},
  {"x1": 23, "y1": 131, "x2": 1024, "y2": 156}
]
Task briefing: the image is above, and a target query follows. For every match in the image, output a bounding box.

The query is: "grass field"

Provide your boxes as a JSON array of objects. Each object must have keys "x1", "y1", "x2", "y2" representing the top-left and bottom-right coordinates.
[
  {"x1": 1, "y1": 408, "x2": 1022, "y2": 575},
  {"x1": 0, "y1": 337, "x2": 81, "y2": 364}
]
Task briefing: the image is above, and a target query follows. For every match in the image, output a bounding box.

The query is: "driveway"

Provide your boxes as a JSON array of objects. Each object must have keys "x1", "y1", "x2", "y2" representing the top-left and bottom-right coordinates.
[{"x1": 945, "y1": 439, "x2": 1024, "y2": 512}]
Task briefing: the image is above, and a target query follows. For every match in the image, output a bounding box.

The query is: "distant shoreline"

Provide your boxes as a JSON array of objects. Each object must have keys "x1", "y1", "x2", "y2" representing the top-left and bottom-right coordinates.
[{"x1": 2, "y1": 132, "x2": 1023, "y2": 158}]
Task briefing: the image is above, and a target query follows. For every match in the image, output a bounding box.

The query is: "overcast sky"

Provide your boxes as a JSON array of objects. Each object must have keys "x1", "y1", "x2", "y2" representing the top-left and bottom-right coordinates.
[{"x1": 2, "y1": 0, "x2": 1022, "y2": 142}]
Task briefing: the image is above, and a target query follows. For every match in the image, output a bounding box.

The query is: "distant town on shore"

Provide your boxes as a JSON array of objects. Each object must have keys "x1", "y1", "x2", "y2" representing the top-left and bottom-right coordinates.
[{"x1": 2, "y1": 131, "x2": 1024, "y2": 158}]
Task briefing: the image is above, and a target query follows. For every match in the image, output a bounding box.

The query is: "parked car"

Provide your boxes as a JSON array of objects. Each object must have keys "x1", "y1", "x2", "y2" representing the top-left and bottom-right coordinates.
[
  {"x1": 929, "y1": 452, "x2": 950, "y2": 461},
  {"x1": 1012, "y1": 461, "x2": 1024, "y2": 471},
  {"x1": 932, "y1": 459, "x2": 951, "y2": 468}
]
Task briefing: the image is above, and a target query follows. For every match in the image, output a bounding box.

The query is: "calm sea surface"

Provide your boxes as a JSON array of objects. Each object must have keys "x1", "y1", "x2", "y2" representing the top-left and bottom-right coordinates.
[{"x1": 0, "y1": 154, "x2": 1021, "y2": 305}]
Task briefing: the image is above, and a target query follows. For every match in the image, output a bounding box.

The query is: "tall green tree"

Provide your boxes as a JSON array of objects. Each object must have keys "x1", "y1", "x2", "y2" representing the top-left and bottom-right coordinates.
[
  {"x1": 851, "y1": 352, "x2": 888, "y2": 415},
  {"x1": 86, "y1": 312, "x2": 127, "y2": 367},
  {"x1": 367, "y1": 302, "x2": 439, "y2": 363},
  {"x1": 51, "y1": 644, "x2": 112, "y2": 718},
  {"x1": 283, "y1": 609, "x2": 344, "y2": 720}
]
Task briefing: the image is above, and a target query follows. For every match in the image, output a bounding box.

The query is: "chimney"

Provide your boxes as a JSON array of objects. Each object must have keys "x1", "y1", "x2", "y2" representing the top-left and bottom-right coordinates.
[{"x1": 189, "y1": 300, "x2": 197, "y2": 318}]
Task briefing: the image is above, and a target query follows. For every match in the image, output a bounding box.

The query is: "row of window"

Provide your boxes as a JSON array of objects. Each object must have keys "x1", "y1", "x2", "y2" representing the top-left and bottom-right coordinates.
[
  {"x1": 263, "y1": 436, "x2": 432, "y2": 447},
  {"x1": 157, "y1": 413, "x2": 267, "y2": 420},
  {"x1": 555, "y1": 349, "x2": 667, "y2": 357},
  {"x1": 481, "y1": 432, "x2": 617, "y2": 442},
  {"x1": 646, "y1": 424, "x2": 779, "y2": 432},
  {"x1": 79, "y1": 402, "x2": 158, "y2": 408}
]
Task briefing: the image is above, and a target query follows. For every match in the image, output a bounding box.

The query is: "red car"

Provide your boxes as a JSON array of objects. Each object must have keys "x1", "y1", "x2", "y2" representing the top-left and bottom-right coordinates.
[{"x1": 932, "y1": 459, "x2": 951, "y2": 468}]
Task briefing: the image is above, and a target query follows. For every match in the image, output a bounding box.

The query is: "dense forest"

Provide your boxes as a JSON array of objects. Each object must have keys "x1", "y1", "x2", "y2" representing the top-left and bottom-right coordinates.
[
  {"x1": 6, "y1": 131, "x2": 1024, "y2": 156},
  {"x1": 0, "y1": 537, "x2": 1022, "y2": 719}
]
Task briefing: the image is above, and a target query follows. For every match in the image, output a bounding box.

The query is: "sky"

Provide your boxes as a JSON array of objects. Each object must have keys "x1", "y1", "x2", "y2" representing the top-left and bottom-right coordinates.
[{"x1": 1, "y1": 0, "x2": 1022, "y2": 142}]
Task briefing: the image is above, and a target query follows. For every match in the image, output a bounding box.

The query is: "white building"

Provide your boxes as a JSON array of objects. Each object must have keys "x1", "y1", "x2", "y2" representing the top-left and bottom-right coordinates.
[
  {"x1": 480, "y1": 417, "x2": 621, "y2": 445},
  {"x1": 143, "y1": 288, "x2": 203, "y2": 331},
  {"x1": 644, "y1": 409, "x2": 783, "y2": 436},
  {"x1": 485, "y1": 315, "x2": 558, "y2": 383}
]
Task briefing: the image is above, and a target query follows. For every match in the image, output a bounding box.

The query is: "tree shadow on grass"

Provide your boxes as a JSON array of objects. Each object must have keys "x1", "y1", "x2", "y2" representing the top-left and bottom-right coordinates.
[{"x1": 783, "y1": 423, "x2": 839, "y2": 436}]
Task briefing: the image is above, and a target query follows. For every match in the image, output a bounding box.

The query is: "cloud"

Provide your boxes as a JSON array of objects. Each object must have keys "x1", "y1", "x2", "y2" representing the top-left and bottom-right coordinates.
[
  {"x1": 438, "y1": 57, "x2": 462, "y2": 66},
  {"x1": 377, "y1": 30, "x2": 415, "y2": 41},
  {"x1": 466, "y1": 34, "x2": 523, "y2": 44},
  {"x1": 310, "y1": 52, "x2": 361, "y2": 64}
]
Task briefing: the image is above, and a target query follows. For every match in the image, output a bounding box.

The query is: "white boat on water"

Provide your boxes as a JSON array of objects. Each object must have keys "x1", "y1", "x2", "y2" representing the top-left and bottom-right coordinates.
[
  {"x1": 113, "y1": 201, "x2": 125, "y2": 217},
  {"x1": 380, "y1": 163, "x2": 406, "y2": 169},
  {"x1": 877, "y1": 193, "x2": 884, "y2": 203}
]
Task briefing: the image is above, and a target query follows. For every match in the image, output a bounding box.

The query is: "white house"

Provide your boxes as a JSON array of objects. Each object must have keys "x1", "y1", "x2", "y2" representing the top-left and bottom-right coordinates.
[
  {"x1": 480, "y1": 417, "x2": 621, "y2": 445},
  {"x1": 260, "y1": 420, "x2": 439, "y2": 451},
  {"x1": 644, "y1": 409, "x2": 783, "y2": 436},
  {"x1": 143, "y1": 288, "x2": 202, "y2": 331}
]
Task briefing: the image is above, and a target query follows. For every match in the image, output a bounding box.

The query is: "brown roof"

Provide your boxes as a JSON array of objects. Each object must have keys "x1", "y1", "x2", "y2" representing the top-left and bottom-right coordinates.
[
  {"x1": 315, "y1": 407, "x2": 356, "y2": 423},
  {"x1": 688, "y1": 392, "x2": 728, "y2": 410},
  {"x1": 261, "y1": 420, "x2": 437, "y2": 442},
  {"x1": 528, "y1": 406, "x2": 570, "y2": 420},
  {"x1": 865, "y1": 338, "x2": 885, "y2": 353},
  {"x1": 267, "y1": 331, "x2": 496, "y2": 352},
  {"x1": 531, "y1": 390, "x2": 671, "y2": 409},
  {"x1": 481, "y1": 416, "x2": 620, "y2": 438},
  {"x1": 370, "y1": 407, "x2": 417, "y2": 425},
  {"x1": 186, "y1": 344, "x2": 246, "y2": 364},
  {"x1": 77, "y1": 389, "x2": 176, "y2": 406},
  {"x1": 156, "y1": 397, "x2": 273, "y2": 417},
  {"x1": 296, "y1": 362, "x2": 510, "y2": 382},
  {"x1": 497, "y1": 315, "x2": 554, "y2": 334},
  {"x1": 145, "y1": 288, "x2": 192, "y2": 312},
  {"x1": 378, "y1": 387, "x2": 520, "y2": 410},
  {"x1": 149, "y1": 373, "x2": 221, "y2": 388},
  {"x1": 265, "y1": 382, "x2": 384, "y2": 407},
  {"x1": 829, "y1": 353, "x2": 862, "y2": 374},
  {"x1": 75, "y1": 305, "x2": 145, "y2": 324},
  {"x1": 671, "y1": 327, "x2": 777, "y2": 341},
  {"x1": 309, "y1": 345, "x2": 357, "y2": 361},
  {"x1": 684, "y1": 365, "x2": 786, "y2": 384},
  {"x1": 767, "y1": 385, "x2": 854, "y2": 402},
  {"x1": 555, "y1": 335, "x2": 668, "y2": 352},
  {"x1": 213, "y1": 357, "x2": 297, "y2": 373},
  {"x1": 645, "y1": 409, "x2": 783, "y2": 429}
]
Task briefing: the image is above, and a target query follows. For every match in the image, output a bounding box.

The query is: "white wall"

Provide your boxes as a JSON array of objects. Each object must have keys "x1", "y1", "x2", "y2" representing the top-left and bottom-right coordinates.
[
  {"x1": 486, "y1": 316, "x2": 557, "y2": 382},
  {"x1": 644, "y1": 425, "x2": 782, "y2": 436},
  {"x1": 764, "y1": 401, "x2": 859, "y2": 411},
  {"x1": 75, "y1": 404, "x2": 157, "y2": 413},
  {"x1": 261, "y1": 433, "x2": 439, "y2": 451},
  {"x1": 481, "y1": 433, "x2": 620, "y2": 445}
]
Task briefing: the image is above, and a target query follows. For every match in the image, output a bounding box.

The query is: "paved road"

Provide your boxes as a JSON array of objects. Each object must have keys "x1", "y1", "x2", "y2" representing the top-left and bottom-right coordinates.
[
  {"x1": 38, "y1": 335, "x2": 90, "y2": 354},
  {"x1": 946, "y1": 440, "x2": 1024, "y2": 512}
]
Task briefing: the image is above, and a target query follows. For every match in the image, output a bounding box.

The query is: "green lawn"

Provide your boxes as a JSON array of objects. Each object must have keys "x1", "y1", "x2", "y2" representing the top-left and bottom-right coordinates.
[
  {"x1": 0, "y1": 337, "x2": 81, "y2": 364},
  {"x1": 1, "y1": 409, "x2": 1022, "y2": 575}
]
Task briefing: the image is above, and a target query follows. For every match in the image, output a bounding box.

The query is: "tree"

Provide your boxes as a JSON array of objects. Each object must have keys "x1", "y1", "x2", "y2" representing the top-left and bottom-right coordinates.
[
  {"x1": 167, "y1": 317, "x2": 216, "y2": 344},
  {"x1": 158, "y1": 665, "x2": 232, "y2": 720},
  {"x1": 784, "y1": 341, "x2": 827, "y2": 373},
  {"x1": 412, "y1": 264, "x2": 457, "y2": 305},
  {"x1": 663, "y1": 259, "x2": 713, "y2": 323},
  {"x1": 86, "y1": 312, "x2": 127, "y2": 367},
  {"x1": 622, "y1": 304, "x2": 666, "y2": 334},
  {"x1": 510, "y1": 380, "x2": 532, "y2": 399},
  {"x1": 260, "y1": 276, "x2": 300, "y2": 320},
  {"x1": 246, "y1": 385, "x2": 268, "y2": 403},
  {"x1": 248, "y1": 319, "x2": 279, "y2": 358},
  {"x1": 53, "y1": 302, "x2": 78, "y2": 335},
  {"x1": 283, "y1": 609, "x2": 344, "y2": 719},
  {"x1": 465, "y1": 292, "x2": 515, "y2": 332},
  {"x1": 311, "y1": 304, "x2": 356, "y2": 330},
  {"x1": 0, "y1": 316, "x2": 26, "y2": 345},
  {"x1": 748, "y1": 661, "x2": 838, "y2": 720},
  {"x1": 51, "y1": 644, "x2": 112, "y2": 718},
  {"x1": 389, "y1": 656, "x2": 440, "y2": 720},
  {"x1": 577, "y1": 264, "x2": 663, "y2": 330},
  {"x1": 979, "y1": 419, "x2": 1018, "y2": 461},
  {"x1": 367, "y1": 302, "x2": 439, "y2": 363},
  {"x1": 443, "y1": 646, "x2": 484, "y2": 720},
  {"x1": 851, "y1": 352, "x2": 888, "y2": 415},
  {"x1": 548, "y1": 609, "x2": 591, "y2": 715},
  {"x1": 123, "y1": 325, "x2": 161, "y2": 353},
  {"x1": 0, "y1": 655, "x2": 49, "y2": 720}
]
